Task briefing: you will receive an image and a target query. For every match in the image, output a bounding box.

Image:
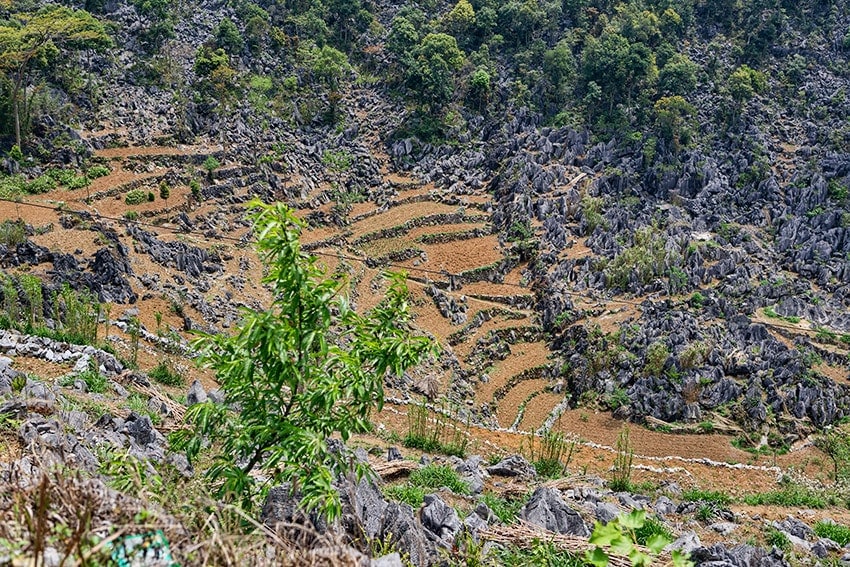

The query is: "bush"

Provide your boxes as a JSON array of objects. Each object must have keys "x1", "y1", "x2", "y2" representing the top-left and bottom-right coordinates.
[
  {"x1": 525, "y1": 425, "x2": 576, "y2": 479},
  {"x1": 634, "y1": 516, "x2": 673, "y2": 546},
  {"x1": 87, "y1": 164, "x2": 110, "y2": 179},
  {"x1": 404, "y1": 398, "x2": 469, "y2": 458},
  {"x1": 25, "y1": 175, "x2": 57, "y2": 194},
  {"x1": 765, "y1": 529, "x2": 790, "y2": 551},
  {"x1": 409, "y1": 465, "x2": 469, "y2": 495},
  {"x1": 814, "y1": 521, "x2": 850, "y2": 546},
  {"x1": 203, "y1": 156, "x2": 220, "y2": 173},
  {"x1": 125, "y1": 189, "x2": 148, "y2": 205},
  {"x1": 0, "y1": 219, "x2": 27, "y2": 246}
]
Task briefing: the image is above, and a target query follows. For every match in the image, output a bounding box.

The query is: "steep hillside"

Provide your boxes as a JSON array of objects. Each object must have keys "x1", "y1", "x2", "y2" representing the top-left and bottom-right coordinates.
[{"x1": 0, "y1": 0, "x2": 850, "y2": 565}]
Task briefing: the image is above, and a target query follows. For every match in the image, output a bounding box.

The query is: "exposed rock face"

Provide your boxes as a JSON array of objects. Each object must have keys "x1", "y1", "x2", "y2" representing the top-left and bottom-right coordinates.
[
  {"x1": 691, "y1": 544, "x2": 790, "y2": 567},
  {"x1": 520, "y1": 487, "x2": 589, "y2": 537},
  {"x1": 487, "y1": 454, "x2": 537, "y2": 479}
]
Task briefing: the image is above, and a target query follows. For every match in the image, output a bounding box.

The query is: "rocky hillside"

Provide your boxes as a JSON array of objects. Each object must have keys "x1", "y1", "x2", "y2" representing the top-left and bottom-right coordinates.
[{"x1": 1, "y1": 0, "x2": 850, "y2": 564}]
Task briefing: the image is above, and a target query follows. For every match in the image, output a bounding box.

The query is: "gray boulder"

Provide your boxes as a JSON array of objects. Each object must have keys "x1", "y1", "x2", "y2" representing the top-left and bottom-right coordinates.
[
  {"x1": 487, "y1": 454, "x2": 537, "y2": 479},
  {"x1": 691, "y1": 543, "x2": 789, "y2": 567},
  {"x1": 186, "y1": 380, "x2": 207, "y2": 406},
  {"x1": 420, "y1": 494, "x2": 462, "y2": 546},
  {"x1": 521, "y1": 487, "x2": 589, "y2": 536},
  {"x1": 667, "y1": 531, "x2": 702, "y2": 555},
  {"x1": 595, "y1": 502, "x2": 620, "y2": 524}
]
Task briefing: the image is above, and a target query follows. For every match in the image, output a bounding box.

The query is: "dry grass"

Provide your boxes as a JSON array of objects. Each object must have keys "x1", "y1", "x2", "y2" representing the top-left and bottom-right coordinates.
[{"x1": 0, "y1": 453, "x2": 370, "y2": 566}]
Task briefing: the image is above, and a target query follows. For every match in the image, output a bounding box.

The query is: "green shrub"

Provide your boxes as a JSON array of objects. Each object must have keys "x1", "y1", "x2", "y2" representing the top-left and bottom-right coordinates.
[
  {"x1": 404, "y1": 398, "x2": 468, "y2": 458},
  {"x1": 25, "y1": 175, "x2": 56, "y2": 194},
  {"x1": 524, "y1": 423, "x2": 576, "y2": 479},
  {"x1": 87, "y1": 164, "x2": 110, "y2": 179},
  {"x1": 123, "y1": 211, "x2": 139, "y2": 221},
  {"x1": 77, "y1": 359, "x2": 108, "y2": 394},
  {"x1": 148, "y1": 360, "x2": 182, "y2": 387},
  {"x1": 128, "y1": 394, "x2": 162, "y2": 425},
  {"x1": 814, "y1": 521, "x2": 850, "y2": 546},
  {"x1": 695, "y1": 504, "x2": 718, "y2": 522},
  {"x1": 171, "y1": 201, "x2": 437, "y2": 520},
  {"x1": 0, "y1": 219, "x2": 27, "y2": 246},
  {"x1": 66, "y1": 175, "x2": 90, "y2": 190},
  {"x1": 644, "y1": 342, "x2": 670, "y2": 376},
  {"x1": 125, "y1": 189, "x2": 148, "y2": 205},
  {"x1": 409, "y1": 464, "x2": 469, "y2": 495},
  {"x1": 498, "y1": 542, "x2": 586, "y2": 567},
  {"x1": 203, "y1": 155, "x2": 220, "y2": 173},
  {"x1": 765, "y1": 529, "x2": 790, "y2": 551}
]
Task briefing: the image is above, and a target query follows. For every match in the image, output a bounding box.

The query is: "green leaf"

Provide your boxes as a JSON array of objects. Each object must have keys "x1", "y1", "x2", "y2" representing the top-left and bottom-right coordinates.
[
  {"x1": 646, "y1": 533, "x2": 672, "y2": 554},
  {"x1": 589, "y1": 521, "x2": 622, "y2": 546},
  {"x1": 629, "y1": 548, "x2": 651, "y2": 567},
  {"x1": 610, "y1": 535, "x2": 634, "y2": 556},
  {"x1": 672, "y1": 549, "x2": 694, "y2": 567},
  {"x1": 619, "y1": 509, "x2": 647, "y2": 530},
  {"x1": 586, "y1": 547, "x2": 610, "y2": 567}
]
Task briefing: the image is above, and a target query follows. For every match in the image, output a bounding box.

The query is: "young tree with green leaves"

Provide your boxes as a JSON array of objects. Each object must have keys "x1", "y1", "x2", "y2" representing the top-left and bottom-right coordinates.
[
  {"x1": 0, "y1": 5, "x2": 110, "y2": 148},
  {"x1": 174, "y1": 200, "x2": 438, "y2": 519}
]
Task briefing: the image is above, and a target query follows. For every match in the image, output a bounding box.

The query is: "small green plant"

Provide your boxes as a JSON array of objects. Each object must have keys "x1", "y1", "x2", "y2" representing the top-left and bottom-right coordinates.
[
  {"x1": 203, "y1": 155, "x2": 220, "y2": 176},
  {"x1": 681, "y1": 488, "x2": 732, "y2": 507},
  {"x1": 765, "y1": 528, "x2": 790, "y2": 551},
  {"x1": 499, "y1": 541, "x2": 587, "y2": 566},
  {"x1": 0, "y1": 219, "x2": 27, "y2": 246},
  {"x1": 409, "y1": 464, "x2": 470, "y2": 495},
  {"x1": 586, "y1": 510, "x2": 692, "y2": 567},
  {"x1": 123, "y1": 210, "x2": 139, "y2": 221},
  {"x1": 404, "y1": 398, "x2": 469, "y2": 457},
  {"x1": 10, "y1": 373, "x2": 26, "y2": 393},
  {"x1": 695, "y1": 504, "x2": 717, "y2": 522},
  {"x1": 86, "y1": 164, "x2": 110, "y2": 179},
  {"x1": 128, "y1": 316, "x2": 140, "y2": 369},
  {"x1": 815, "y1": 426, "x2": 850, "y2": 481},
  {"x1": 633, "y1": 516, "x2": 673, "y2": 546},
  {"x1": 480, "y1": 492, "x2": 526, "y2": 524},
  {"x1": 99, "y1": 447, "x2": 164, "y2": 497},
  {"x1": 125, "y1": 189, "x2": 148, "y2": 205},
  {"x1": 148, "y1": 360, "x2": 182, "y2": 387},
  {"x1": 77, "y1": 358, "x2": 108, "y2": 394},
  {"x1": 159, "y1": 182, "x2": 170, "y2": 207},
  {"x1": 643, "y1": 342, "x2": 670, "y2": 377},
  {"x1": 189, "y1": 179, "x2": 202, "y2": 202},
  {"x1": 690, "y1": 292, "x2": 704, "y2": 308},
  {"x1": 383, "y1": 483, "x2": 426, "y2": 508},
  {"x1": 742, "y1": 485, "x2": 834, "y2": 508},
  {"x1": 128, "y1": 394, "x2": 162, "y2": 425},
  {"x1": 524, "y1": 422, "x2": 576, "y2": 479},
  {"x1": 172, "y1": 201, "x2": 438, "y2": 520},
  {"x1": 814, "y1": 521, "x2": 850, "y2": 546},
  {"x1": 609, "y1": 428, "x2": 634, "y2": 492}
]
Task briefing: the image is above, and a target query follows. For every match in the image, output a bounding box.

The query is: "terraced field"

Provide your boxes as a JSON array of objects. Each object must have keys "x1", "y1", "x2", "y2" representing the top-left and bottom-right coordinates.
[{"x1": 300, "y1": 173, "x2": 566, "y2": 432}]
